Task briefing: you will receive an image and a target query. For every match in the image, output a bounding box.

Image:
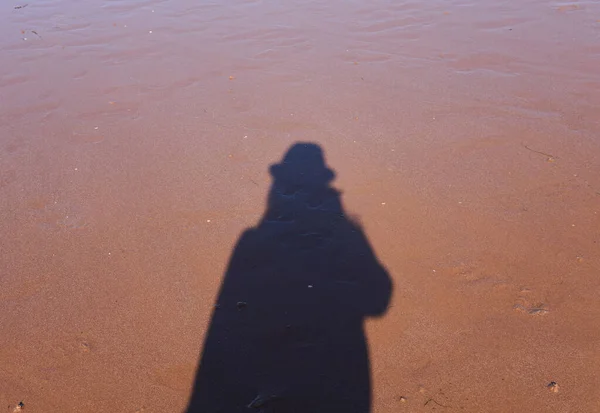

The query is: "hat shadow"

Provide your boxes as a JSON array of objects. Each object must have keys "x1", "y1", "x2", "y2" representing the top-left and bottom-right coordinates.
[{"x1": 186, "y1": 142, "x2": 393, "y2": 413}]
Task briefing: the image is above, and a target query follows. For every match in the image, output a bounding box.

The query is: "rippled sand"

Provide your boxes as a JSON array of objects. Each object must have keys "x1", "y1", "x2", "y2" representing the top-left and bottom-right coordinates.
[{"x1": 1, "y1": 0, "x2": 599, "y2": 411}]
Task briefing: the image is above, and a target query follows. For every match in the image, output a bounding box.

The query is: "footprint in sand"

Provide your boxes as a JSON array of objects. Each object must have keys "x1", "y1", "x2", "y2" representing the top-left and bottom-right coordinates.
[
  {"x1": 513, "y1": 287, "x2": 549, "y2": 315},
  {"x1": 26, "y1": 196, "x2": 89, "y2": 232}
]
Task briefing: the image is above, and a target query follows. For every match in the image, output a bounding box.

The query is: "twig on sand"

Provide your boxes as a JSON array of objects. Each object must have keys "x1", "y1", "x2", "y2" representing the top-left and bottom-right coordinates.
[
  {"x1": 522, "y1": 143, "x2": 557, "y2": 160},
  {"x1": 424, "y1": 397, "x2": 450, "y2": 408},
  {"x1": 31, "y1": 30, "x2": 42, "y2": 39},
  {"x1": 14, "y1": 4, "x2": 28, "y2": 9}
]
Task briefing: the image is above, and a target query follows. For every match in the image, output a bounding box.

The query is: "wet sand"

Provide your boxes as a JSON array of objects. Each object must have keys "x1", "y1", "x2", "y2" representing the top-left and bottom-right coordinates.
[{"x1": 1, "y1": 0, "x2": 600, "y2": 411}]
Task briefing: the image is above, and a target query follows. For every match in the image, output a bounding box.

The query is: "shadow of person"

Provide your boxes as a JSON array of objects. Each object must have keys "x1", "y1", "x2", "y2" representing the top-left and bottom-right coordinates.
[{"x1": 186, "y1": 142, "x2": 393, "y2": 413}]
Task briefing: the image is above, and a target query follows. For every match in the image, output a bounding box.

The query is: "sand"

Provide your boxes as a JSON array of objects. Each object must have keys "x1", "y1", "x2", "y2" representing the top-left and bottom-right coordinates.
[{"x1": 1, "y1": 0, "x2": 599, "y2": 411}]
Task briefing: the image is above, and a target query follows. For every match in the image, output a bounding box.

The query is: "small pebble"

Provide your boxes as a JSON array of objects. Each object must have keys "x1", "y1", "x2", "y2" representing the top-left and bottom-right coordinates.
[
  {"x1": 399, "y1": 396, "x2": 407, "y2": 403},
  {"x1": 547, "y1": 381, "x2": 559, "y2": 393},
  {"x1": 236, "y1": 301, "x2": 247, "y2": 310}
]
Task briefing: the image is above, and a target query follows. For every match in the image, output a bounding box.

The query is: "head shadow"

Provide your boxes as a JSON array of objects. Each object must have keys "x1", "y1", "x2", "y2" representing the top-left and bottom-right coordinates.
[{"x1": 187, "y1": 142, "x2": 393, "y2": 413}]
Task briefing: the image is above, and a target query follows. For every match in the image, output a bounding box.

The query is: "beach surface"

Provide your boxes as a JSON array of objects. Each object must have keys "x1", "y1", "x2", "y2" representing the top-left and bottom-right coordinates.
[{"x1": 1, "y1": 0, "x2": 600, "y2": 411}]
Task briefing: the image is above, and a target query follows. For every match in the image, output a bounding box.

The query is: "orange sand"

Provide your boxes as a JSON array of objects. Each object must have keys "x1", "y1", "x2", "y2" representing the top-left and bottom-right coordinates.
[{"x1": 1, "y1": 0, "x2": 599, "y2": 412}]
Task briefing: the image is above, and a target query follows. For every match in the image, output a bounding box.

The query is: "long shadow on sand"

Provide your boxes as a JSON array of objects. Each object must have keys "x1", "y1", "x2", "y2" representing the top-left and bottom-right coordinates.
[{"x1": 186, "y1": 142, "x2": 393, "y2": 413}]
